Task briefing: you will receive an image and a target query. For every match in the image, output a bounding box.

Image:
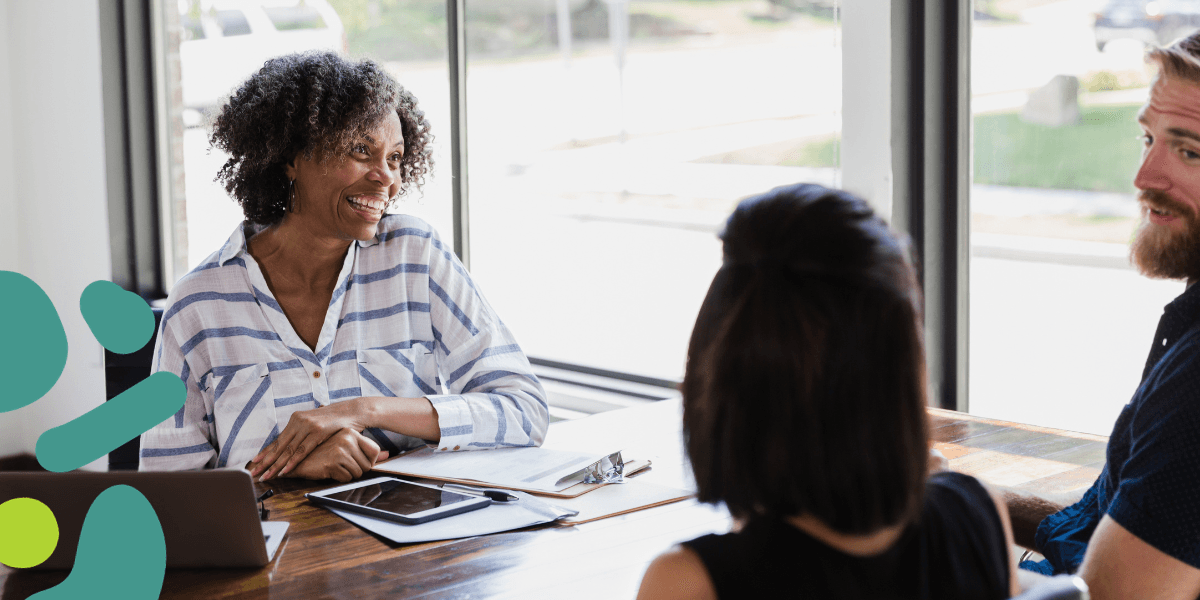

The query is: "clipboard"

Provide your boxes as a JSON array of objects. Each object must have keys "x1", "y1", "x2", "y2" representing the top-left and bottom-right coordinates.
[
  {"x1": 371, "y1": 458, "x2": 652, "y2": 498},
  {"x1": 552, "y1": 479, "x2": 693, "y2": 524}
]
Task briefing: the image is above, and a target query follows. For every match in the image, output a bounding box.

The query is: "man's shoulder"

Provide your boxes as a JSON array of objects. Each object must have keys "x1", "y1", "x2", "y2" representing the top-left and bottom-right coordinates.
[
  {"x1": 1147, "y1": 324, "x2": 1200, "y2": 387},
  {"x1": 1114, "y1": 323, "x2": 1200, "y2": 464}
]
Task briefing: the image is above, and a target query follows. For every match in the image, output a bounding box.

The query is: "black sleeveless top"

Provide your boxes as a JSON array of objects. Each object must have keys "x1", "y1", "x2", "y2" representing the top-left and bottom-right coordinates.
[{"x1": 682, "y1": 472, "x2": 1010, "y2": 600}]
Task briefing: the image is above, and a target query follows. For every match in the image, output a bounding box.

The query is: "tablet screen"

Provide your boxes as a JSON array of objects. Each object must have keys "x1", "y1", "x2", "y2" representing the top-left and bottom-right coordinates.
[{"x1": 325, "y1": 480, "x2": 474, "y2": 516}]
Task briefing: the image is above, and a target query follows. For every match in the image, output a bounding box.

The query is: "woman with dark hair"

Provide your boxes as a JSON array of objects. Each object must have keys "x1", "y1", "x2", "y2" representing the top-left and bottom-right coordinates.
[
  {"x1": 637, "y1": 184, "x2": 1018, "y2": 599},
  {"x1": 140, "y1": 51, "x2": 548, "y2": 482}
]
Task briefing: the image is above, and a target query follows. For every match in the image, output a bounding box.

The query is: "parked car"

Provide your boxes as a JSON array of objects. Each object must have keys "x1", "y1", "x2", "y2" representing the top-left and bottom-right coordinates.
[
  {"x1": 179, "y1": 0, "x2": 345, "y2": 114},
  {"x1": 1094, "y1": 0, "x2": 1200, "y2": 51}
]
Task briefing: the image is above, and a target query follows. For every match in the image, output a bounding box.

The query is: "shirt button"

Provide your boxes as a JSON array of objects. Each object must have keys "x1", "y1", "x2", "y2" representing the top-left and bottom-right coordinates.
[
  {"x1": 312, "y1": 371, "x2": 321, "y2": 379},
  {"x1": 1163, "y1": 338, "x2": 1169, "y2": 346},
  {"x1": 439, "y1": 447, "x2": 448, "y2": 451},
  {"x1": 453, "y1": 445, "x2": 461, "y2": 451}
]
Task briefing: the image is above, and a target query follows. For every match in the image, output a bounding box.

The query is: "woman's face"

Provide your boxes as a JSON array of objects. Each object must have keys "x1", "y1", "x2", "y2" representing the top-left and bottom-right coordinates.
[{"x1": 285, "y1": 110, "x2": 405, "y2": 242}]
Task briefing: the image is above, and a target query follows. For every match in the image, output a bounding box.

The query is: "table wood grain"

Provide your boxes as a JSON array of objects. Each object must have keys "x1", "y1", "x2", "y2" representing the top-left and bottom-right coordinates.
[{"x1": 0, "y1": 402, "x2": 1108, "y2": 599}]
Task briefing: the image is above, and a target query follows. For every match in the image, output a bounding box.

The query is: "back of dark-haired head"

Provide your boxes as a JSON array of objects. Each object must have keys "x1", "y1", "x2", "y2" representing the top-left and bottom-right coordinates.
[
  {"x1": 210, "y1": 51, "x2": 434, "y2": 225},
  {"x1": 682, "y1": 183, "x2": 929, "y2": 534}
]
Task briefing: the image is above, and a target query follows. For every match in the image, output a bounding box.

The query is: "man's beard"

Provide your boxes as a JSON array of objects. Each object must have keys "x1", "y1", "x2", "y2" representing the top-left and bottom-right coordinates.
[{"x1": 1130, "y1": 189, "x2": 1200, "y2": 280}]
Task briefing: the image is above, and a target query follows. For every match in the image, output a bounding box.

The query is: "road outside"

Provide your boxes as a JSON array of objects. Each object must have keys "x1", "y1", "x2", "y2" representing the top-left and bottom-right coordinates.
[{"x1": 179, "y1": 0, "x2": 1181, "y2": 436}]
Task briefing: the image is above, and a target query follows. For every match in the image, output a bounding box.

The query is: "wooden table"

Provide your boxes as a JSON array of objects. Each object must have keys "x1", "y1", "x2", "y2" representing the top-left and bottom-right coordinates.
[
  {"x1": 0, "y1": 402, "x2": 1109, "y2": 599},
  {"x1": 929, "y1": 408, "x2": 1107, "y2": 499}
]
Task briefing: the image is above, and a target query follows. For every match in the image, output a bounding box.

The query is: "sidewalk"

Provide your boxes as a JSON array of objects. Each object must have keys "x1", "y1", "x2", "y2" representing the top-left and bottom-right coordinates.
[{"x1": 503, "y1": 158, "x2": 1140, "y2": 271}]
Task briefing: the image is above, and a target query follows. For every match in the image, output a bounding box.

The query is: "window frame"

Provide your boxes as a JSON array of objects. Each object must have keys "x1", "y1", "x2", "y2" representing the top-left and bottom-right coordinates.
[
  {"x1": 887, "y1": 0, "x2": 972, "y2": 411},
  {"x1": 101, "y1": 0, "x2": 168, "y2": 300}
]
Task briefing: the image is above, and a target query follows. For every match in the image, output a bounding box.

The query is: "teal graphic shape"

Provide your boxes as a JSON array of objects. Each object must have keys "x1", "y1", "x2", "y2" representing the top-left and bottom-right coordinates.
[
  {"x1": 36, "y1": 372, "x2": 185, "y2": 472},
  {"x1": 80, "y1": 280, "x2": 154, "y2": 354},
  {"x1": 0, "y1": 271, "x2": 67, "y2": 413},
  {"x1": 11, "y1": 273, "x2": 176, "y2": 592},
  {"x1": 29, "y1": 485, "x2": 165, "y2": 600}
]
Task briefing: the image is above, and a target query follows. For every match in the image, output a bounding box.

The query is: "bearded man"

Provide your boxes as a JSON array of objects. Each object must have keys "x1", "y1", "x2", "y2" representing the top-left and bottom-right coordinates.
[{"x1": 1008, "y1": 33, "x2": 1200, "y2": 599}]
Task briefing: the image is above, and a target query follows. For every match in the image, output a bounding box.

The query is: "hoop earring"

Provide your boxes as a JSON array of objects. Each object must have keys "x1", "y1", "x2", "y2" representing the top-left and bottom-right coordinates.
[{"x1": 286, "y1": 179, "x2": 296, "y2": 214}]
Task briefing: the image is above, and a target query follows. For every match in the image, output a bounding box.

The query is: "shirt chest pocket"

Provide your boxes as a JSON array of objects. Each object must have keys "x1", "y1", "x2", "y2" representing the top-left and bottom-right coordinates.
[
  {"x1": 211, "y1": 362, "x2": 278, "y2": 468},
  {"x1": 357, "y1": 347, "x2": 441, "y2": 399}
]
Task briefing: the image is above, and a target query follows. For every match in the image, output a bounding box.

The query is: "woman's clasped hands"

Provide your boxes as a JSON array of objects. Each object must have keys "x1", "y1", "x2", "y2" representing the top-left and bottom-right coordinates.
[{"x1": 248, "y1": 399, "x2": 388, "y2": 483}]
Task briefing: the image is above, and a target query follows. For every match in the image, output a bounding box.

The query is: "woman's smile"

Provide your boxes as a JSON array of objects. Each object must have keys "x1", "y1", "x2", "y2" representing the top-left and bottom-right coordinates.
[{"x1": 346, "y1": 194, "x2": 388, "y2": 222}]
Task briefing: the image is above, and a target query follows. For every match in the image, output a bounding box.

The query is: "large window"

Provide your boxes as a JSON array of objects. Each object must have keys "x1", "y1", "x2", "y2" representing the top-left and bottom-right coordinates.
[
  {"x1": 968, "y1": 2, "x2": 1184, "y2": 435},
  {"x1": 158, "y1": 0, "x2": 842, "y2": 385},
  {"x1": 158, "y1": 1, "x2": 1193, "y2": 435},
  {"x1": 463, "y1": 0, "x2": 842, "y2": 379}
]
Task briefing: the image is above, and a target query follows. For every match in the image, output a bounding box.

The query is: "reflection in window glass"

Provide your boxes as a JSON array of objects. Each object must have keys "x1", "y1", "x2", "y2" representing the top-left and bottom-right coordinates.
[
  {"x1": 263, "y1": 5, "x2": 328, "y2": 31},
  {"x1": 161, "y1": 0, "x2": 452, "y2": 276},
  {"x1": 969, "y1": 2, "x2": 1187, "y2": 434},
  {"x1": 465, "y1": 0, "x2": 842, "y2": 379},
  {"x1": 180, "y1": 10, "x2": 205, "y2": 41},
  {"x1": 216, "y1": 9, "x2": 252, "y2": 36}
]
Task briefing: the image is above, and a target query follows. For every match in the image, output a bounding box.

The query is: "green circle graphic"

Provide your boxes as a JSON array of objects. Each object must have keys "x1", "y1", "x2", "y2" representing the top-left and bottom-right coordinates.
[{"x1": 0, "y1": 497, "x2": 59, "y2": 568}]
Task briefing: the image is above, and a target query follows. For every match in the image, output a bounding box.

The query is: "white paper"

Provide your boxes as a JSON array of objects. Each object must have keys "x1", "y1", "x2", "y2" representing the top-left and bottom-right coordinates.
[
  {"x1": 261, "y1": 521, "x2": 289, "y2": 560},
  {"x1": 376, "y1": 446, "x2": 614, "y2": 492},
  {"x1": 325, "y1": 490, "x2": 575, "y2": 543}
]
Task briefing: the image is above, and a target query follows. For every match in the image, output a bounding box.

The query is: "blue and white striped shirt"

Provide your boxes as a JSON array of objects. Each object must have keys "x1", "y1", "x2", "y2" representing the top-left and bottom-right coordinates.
[{"x1": 140, "y1": 215, "x2": 548, "y2": 471}]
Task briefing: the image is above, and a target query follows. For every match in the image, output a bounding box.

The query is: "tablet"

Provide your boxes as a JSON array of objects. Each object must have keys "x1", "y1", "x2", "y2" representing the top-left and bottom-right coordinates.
[{"x1": 306, "y1": 477, "x2": 491, "y2": 524}]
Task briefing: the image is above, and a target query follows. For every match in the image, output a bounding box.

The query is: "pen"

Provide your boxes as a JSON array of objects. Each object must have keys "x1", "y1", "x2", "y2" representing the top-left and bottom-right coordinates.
[{"x1": 442, "y1": 483, "x2": 520, "y2": 503}]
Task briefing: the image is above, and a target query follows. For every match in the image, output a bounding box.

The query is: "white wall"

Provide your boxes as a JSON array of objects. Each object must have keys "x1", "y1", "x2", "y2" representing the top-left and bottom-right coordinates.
[
  {"x1": 0, "y1": 0, "x2": 18, "y2": 458},
  {"x1": 0, "y1": 1, "x2": 16, "y2": 279},
  {"x1": 0, "y1": 0, "x2": 112, "y2": 468}
]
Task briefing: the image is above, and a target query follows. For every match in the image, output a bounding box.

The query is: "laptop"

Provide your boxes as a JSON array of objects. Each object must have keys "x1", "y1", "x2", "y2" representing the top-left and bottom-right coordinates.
[{"x1": 0, "y1": 469, "x2": 288, "y2": 569}]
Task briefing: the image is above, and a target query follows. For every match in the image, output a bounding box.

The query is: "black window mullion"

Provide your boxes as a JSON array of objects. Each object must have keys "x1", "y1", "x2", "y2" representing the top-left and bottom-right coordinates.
[
  {"x1": 447, "y1": 0, "x2": 470, "y2": 268},
  {"x1": 100, "y1": 0, "x2": 164, "y2": 299},
  {"x1": 124, "y1": 0, "x2": 163, "y2": 298},
  {"x1": 99, "y1": 1, "x2": 136, "y2": 292},
  {"x1": 894, "y1": 0, "x2": 971, "y2": 411}
]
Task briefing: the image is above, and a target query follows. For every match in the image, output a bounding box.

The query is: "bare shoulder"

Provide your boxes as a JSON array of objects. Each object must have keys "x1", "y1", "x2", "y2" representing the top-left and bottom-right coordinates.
[{"x1": 636, "y1": 545, "x2": 717, "y2": 600}]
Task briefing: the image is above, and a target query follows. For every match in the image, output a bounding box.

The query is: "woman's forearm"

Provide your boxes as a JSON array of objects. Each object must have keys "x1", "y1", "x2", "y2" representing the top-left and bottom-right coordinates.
[{"x1": 357, "y1": 395, "x2": 442, "y2": 443}]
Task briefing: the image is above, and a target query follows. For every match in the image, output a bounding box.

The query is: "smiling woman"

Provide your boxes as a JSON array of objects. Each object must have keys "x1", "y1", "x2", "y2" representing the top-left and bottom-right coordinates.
[{"x1": 138, "y1": 51, "x2": 549, "y2": 483}]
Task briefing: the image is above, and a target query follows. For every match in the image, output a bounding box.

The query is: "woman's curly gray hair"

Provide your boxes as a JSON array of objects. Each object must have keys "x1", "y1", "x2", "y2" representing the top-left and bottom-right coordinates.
[{"x1": 210, "y1": 51, "x2": 434, "y2": 225}]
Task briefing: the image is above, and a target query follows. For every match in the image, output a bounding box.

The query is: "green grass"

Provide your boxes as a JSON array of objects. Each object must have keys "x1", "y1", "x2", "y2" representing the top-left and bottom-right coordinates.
[
  {"x1": 973, "y1": 104, "x2": 1144, "y2": 193},
  {"x1": 782, "y1": 135, "x2": 838, "y2": 168}
]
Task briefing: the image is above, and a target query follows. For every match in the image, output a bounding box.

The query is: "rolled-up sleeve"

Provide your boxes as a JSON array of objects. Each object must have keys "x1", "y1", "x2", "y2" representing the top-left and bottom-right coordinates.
[
  {"x1": 423, "y1": 232, "x2": 548, "y2": 451},
  {"x1": 139, "y1": 314, "x2": 217, "y2": 470}
]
